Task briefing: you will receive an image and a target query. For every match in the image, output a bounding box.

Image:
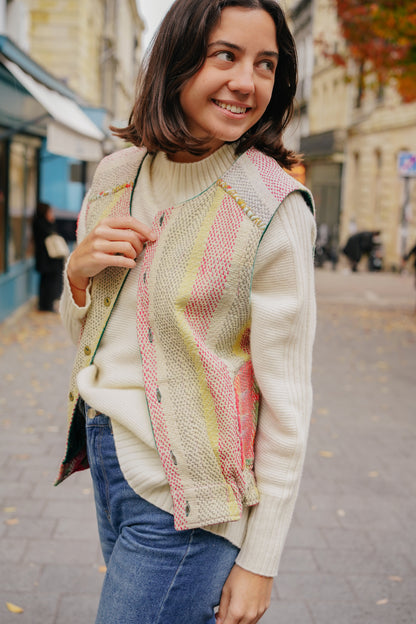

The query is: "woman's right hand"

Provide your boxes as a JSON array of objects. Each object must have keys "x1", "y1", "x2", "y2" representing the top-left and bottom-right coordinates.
[{"x1": 67, "y1": 216, "x2": 156, "y2": 304}]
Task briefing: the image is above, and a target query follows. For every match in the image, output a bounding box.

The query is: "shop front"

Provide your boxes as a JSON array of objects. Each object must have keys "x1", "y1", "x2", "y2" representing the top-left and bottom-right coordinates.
[{"x1": 0, "y1": 35, "x2": 105, "y2": 321}]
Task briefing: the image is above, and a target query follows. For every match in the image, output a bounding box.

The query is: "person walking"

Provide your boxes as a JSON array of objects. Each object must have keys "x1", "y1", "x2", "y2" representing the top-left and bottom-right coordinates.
[
  {"x1": 56, "y1": 1, "x2": 316, "y2": 622},
  {"x1": 32, "y1": 202, "x2": 64, "y2": 312}
]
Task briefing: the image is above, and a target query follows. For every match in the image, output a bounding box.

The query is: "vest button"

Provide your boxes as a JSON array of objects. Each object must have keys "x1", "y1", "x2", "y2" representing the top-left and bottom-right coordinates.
[
  {"x1": 159, "y1": 213, "x2": 165, "y2": 226},
  {"x1": 69, "y1": 391, "x2": 74, "y2": 401},
  {"x1": 156, "y1": 388, "x2": 162, "y2": 403},
  {"x1": 170, "y1": 450, "x2": 178, "y2": 465},
  {"x1": 148, "y1": 328, "x2": 153, "y2": 343},
  {"x1": 104, "y1": 297, "x2": 111, "y2": 307},
  {"x1": 143, "y1": 272, "x2": 147, "y2": 283},
  {"x1": 84, "y1": 346, "x2": 91, "y2": 356},
  {"x1": 185, "y1": 501, "x2": 190, "y2": 517}
]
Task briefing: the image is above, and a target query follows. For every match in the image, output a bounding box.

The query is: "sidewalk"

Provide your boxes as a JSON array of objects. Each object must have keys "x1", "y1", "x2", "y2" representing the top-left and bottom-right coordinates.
[{"x1": 1, "y1": 270, "x2": 415, "y2": 623}]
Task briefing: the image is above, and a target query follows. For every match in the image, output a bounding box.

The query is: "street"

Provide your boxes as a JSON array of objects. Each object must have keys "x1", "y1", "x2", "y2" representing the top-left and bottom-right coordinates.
[{"x1": 1, "y1": 269, "x2": 415, "y2": 624}]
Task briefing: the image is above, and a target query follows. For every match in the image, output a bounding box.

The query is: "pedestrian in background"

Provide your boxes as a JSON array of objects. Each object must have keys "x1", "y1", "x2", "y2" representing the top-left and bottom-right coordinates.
[
  {"x1": 342, "y1": 230, "x2": 382, "y2": 272},
  {"x1": 56, "y1": 0, "x2": 316, "y2": 622},
  {"x1": 32, "y1": 202, "x2": 64, "y2": 312},
  {"x1": 403, "y1": 241, "x2": 416, "y2": 289}
]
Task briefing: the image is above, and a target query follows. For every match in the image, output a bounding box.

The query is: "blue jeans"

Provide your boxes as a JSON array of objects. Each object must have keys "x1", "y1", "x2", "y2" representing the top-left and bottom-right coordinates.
[{"x1": 84, "y1": 405, "x2": 239, "y2": 624}]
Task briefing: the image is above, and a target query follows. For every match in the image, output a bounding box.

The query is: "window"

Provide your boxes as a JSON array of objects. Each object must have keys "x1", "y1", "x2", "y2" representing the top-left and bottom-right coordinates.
[
  {"x1": 8, "y1": 140, "x2": 38, "y2": 266},
  {"x1": 0, "y1": 140, "x2": 7, "y2": 274}
]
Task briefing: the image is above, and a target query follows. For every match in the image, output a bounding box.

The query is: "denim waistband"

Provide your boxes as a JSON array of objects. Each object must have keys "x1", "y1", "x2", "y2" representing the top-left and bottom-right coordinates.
[{"x1": 81, "y1": 399, "x2": 111, "y2": 428}]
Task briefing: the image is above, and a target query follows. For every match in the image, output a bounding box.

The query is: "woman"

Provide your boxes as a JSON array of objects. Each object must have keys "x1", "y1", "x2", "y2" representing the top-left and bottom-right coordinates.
[
  {"x1": 32, "y1": 202, "x2": 64, "y2": 311},
  {"x1": 56, "y1": 1, "x2": 316, "y2": 622}
]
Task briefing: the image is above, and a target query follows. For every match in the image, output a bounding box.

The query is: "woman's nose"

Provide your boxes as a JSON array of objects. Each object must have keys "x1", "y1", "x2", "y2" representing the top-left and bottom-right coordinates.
[{"x1": 228, "y1": 64, "x2": 255, "y2": 94}]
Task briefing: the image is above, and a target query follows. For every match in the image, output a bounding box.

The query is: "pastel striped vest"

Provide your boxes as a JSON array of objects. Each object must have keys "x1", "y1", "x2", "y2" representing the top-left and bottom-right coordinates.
[{"x1": 56, "y1": 146, "x2": 314, "y2": 530}]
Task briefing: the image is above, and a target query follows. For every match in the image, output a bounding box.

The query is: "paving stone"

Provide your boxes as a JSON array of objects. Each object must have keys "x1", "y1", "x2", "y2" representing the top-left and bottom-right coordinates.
[
  {"x1": 0, "y1": 591, "x2": 59, "y2": 624},
  {"x1": 3, "y1": 516, "x2": 56, "y2": 540},
  {"x1": 42, "y1": 499, "x2": 96, "y2": 520},
  {"x1": 285, "y1": 526, "x2": 328, "y2": 549},
  {"x1": 278, "y1": 548, "x2": 318, "y2": 573},
  {"x1": 261, "y1": 600, "x2": 313, "y2": 624},
  {"x1": 0, "y1": 498, "x2": 45, "y2": 517},
  {"x1": 0, "y1": 482, "x2": 34, "y2": 499},
  {"x1": 56, "y1": 593, "x2": 100, "y2": 624},
  {"x1": 276, "y1": 572, "x2": 355, "y2": 602},
  {"x1": 0, "y1": 562, "x2": 41, "y2": 592},
  {"x1": 24, "y1": 538, "x2": 99, "y2": 565},
  {"x1": 37, "y1": 564, "x2": 104, "y2": 594},
  {"x1": 0, "y1": 537, "x2": 28, "y2": 563},
  {"x1": 53, "y1": 516, "x2": 100, "y2": 541},
  {"x1": 313, "y1": 548, "x2": 414, "y2": 577},
  {"x1": 309, "y1": 600, "x2": 415, "y2": 624},
  {"x1": 347, "y1": 574, "x2": 416, "y2": 604},
  {"x1": 322, "y1": 527, "x2": 372, "y2": 550}
]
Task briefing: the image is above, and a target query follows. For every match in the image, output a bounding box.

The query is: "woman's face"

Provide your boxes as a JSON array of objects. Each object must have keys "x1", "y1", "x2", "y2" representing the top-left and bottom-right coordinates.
[{"x1": 176, "y1": 7, "x2": 278, "y2": 162}]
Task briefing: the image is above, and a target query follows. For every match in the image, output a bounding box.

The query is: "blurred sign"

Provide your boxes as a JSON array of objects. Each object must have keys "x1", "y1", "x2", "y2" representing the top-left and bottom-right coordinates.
[{"x1": 398, "y1": 151, "x2": 416, "y2": 177}]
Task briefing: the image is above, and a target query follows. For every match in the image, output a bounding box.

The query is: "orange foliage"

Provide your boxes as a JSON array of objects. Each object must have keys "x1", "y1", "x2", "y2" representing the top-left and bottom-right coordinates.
[{"x1": 329, "y1": 0, "x2": 416, "y2": 101}]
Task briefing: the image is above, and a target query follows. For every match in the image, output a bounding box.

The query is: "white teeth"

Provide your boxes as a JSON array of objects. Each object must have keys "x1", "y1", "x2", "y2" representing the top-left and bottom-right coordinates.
[{"x1": 215, "y1": 101, "x2": 247, "y2": 114}]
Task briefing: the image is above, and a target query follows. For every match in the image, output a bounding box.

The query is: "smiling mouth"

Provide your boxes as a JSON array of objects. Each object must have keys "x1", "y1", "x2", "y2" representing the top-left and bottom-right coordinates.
[{"x1": 213, "y1": 100, "x2": 249, "y2": 114}]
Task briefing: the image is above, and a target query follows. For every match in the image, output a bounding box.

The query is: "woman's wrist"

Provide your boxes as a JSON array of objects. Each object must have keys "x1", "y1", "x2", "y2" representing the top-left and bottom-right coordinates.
[
  {"x1": 68, "y1": 277, "x2": 88, "y2": 292},
  {"x1": 67, "y1": 262, "x2": 89, "y2": 292},
  {"x1": 67, "y1": 270, "x2": 90, "y2": 292}
]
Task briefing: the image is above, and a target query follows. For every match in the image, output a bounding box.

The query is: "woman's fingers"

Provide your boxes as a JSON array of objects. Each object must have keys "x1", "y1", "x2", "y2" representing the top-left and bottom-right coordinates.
[{"x1": 69, "y1": 216, "x2": 156, "y2": 281}]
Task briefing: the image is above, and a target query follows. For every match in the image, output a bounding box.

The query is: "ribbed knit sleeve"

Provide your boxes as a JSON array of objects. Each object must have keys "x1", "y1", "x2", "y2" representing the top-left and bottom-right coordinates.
[{"x1": 235, "y1": 191, "x2": 316, "y2": 576}]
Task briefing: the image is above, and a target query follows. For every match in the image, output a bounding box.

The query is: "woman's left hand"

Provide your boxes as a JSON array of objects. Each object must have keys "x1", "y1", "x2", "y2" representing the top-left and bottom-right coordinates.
[{"x1": 216, "y1": 565, "x2": 273, "y2": 624}]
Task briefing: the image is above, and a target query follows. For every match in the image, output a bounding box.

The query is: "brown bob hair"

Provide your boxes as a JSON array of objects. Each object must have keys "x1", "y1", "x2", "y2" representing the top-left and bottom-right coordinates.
[{"x1": 112, "y1": 0, "x2": 299, "y2": 168}]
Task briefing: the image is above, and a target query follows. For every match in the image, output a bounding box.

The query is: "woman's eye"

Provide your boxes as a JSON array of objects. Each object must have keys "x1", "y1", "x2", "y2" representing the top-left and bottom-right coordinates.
[
  {"x1": 259, "y1": 60, "x2": 275, "y2": 72},
  {"x1": 216, "y1": 50, "x2": 234, "y2": 62}
]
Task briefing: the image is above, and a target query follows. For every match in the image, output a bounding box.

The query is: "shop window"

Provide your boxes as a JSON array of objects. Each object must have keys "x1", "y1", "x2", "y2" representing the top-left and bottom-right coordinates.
[
  {"x1": 8, "y1": 141, "x2": 38, "y2": 266},
  {"x1": 0, "y1": 141, "x2": 6, "y2": 274}
]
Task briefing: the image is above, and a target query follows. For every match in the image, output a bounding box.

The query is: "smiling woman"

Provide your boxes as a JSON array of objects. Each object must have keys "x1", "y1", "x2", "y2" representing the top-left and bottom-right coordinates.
[
  {"x1": 57, "y1": 1, "x2": 316, "y2": 623},
  {"x1": 176, "y1": 8, "x2": 278, "y2": 161},
  {"x1": 114, "y1": 0, "x2": 298, "y2": 166}
]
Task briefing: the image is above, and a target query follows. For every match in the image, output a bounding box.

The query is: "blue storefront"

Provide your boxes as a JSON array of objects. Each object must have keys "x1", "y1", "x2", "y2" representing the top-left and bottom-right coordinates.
[{"x1": 0, "y1": 35, "x2": 106, "y2": 322}]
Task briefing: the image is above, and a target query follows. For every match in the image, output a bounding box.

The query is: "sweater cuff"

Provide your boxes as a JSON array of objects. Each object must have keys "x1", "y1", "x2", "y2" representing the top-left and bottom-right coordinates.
[{"x1": 235, "y1": 490, "x2": 297, "y2": 577}]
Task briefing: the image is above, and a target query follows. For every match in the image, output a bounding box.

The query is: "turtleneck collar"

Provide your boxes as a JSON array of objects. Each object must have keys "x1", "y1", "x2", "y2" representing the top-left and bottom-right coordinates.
[{"x1": 150, "y1": 144, "x2": 238, "y2": 205}]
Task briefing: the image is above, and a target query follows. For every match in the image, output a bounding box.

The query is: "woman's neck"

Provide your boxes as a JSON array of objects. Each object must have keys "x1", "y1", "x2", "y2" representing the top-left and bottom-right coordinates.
[{"x1": 168, "y1": 141, "x2": 225, "y2": 163}]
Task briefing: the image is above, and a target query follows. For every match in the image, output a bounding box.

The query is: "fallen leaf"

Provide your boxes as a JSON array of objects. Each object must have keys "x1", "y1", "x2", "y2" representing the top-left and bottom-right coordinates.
[
  {"x1": 376, "y1": 598, "x2": 389, "y2": 606},
  {"x1": 368, "y1": 471, "x2": 379, "y2": 478},
  {"x1": 389, "y1": 576, "x2": 402, "y2": 582},
  {"x1": 6, "y1": 602, "x2": 24, "y2": 613},
  {"x1": 337, "y1": 509, "x2": 346, "y2": 517},
  {"x1": 3, "y1": 507, "x2": 17, "y2": 513},
  {"x1": 5, "y1": 518, "x2": 19, "y2": 526},
  {"x1": 319, "y1": 450, "x2": 334, "y2": 459},
  {"x1": 317, "y1": 408, "x2": 329, "y2": 415},
  {"x1": 98, "y1": 565, "x2": 107, "y2": 574}
]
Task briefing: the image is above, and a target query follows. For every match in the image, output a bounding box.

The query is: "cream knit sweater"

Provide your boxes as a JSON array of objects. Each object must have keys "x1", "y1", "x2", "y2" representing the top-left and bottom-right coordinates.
[{"x1": 60, "y1": 144, "x2": 316, "y2": 577}]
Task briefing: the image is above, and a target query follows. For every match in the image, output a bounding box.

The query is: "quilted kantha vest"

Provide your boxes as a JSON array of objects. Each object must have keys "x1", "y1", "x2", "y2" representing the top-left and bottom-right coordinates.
[{"x1": 56, "y1": 146, "x2": 314, "y2": 530}]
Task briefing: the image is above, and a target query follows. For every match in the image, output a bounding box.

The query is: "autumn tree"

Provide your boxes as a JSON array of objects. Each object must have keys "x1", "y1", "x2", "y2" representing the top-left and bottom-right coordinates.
[{"x1": 327, "y1": 0, "x2": 416, "y2": 102}]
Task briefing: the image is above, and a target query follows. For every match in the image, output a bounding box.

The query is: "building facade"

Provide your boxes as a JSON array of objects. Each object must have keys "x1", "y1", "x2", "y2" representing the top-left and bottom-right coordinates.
[
  {"x1": 288, "y1": 0, "x2": 416, "y2": 269},
  {"x1": 0, "y1": 0, "x2": 144, "y2": 321},
  {"x1": 26, "y1": 0, "x2": 143, "y2": 125}
]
